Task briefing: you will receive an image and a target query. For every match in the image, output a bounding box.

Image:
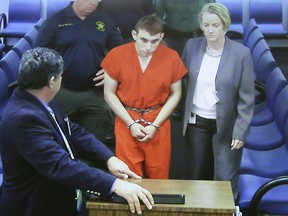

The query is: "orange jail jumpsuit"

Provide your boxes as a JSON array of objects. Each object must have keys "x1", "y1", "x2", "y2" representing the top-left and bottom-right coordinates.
[{"x1": 101, "y1": 43, "x2": 187, "y2": 178}]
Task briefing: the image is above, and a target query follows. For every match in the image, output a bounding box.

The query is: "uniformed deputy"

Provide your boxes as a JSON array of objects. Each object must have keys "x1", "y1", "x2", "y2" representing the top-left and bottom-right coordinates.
[{"x1": 35, "y1": 0, "x2": 124, "y2": 143}]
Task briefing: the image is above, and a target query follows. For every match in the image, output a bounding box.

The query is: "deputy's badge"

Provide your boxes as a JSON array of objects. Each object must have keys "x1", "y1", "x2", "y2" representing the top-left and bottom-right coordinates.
[{"x1": 96, "y1": 21, "x2": 105, "y2": 31}]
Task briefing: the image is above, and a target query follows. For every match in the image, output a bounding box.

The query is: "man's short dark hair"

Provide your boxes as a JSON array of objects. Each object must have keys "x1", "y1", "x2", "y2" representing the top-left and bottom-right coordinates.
[
  {"x1": 135, "y1": 14, "x2": 163, "y2": 35},
  {"x1": 18, "y1": 47, "x2": 64, "y2": 90}
]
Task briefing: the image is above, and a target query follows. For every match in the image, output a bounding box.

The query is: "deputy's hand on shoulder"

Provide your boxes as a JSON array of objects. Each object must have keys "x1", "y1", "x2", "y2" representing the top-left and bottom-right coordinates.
[
  {"x1": 112, "y1": 179, "x2": 154, "y2": 214},
  {"x1": 93, "y1": 68, "x2": 105, "y2": 86}
]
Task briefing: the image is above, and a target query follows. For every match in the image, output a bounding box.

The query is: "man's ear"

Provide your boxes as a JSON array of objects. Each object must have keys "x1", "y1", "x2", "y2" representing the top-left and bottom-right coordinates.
[
  {"x1": 131, "y1": 30, "x2": 137, "y2": 41},
  {"x1": 160, "y1": 32, "x2": 165, "y2": 40},
  {"x1": 48, "y1": 76, "x2": 55, "y2": 89}
]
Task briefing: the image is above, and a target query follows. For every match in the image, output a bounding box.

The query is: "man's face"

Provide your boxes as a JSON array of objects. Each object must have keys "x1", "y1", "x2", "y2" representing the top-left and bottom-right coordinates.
[
  {"x1": 74, "y1": 0, "x2": 100, "y2": 16},
  {"x1": 132, "y1": 29, "x2": 164, "y2": 57}
]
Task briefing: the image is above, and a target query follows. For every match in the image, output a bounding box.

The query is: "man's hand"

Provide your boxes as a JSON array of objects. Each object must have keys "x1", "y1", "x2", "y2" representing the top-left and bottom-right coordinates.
[
  {"x1": 93, "y1": 69, "x2": 105, "y2": 86},
  {"x1": 138, "y1": 125, "x2": 157, "y2": 142},
  {"x1": 107, "y1": 156, "x2": 142, "y2": 179},
  {"x1": 129, "y1": 123, "x2": 146, "y2": 140},
  {"x1": 112, "y1": 179, "x2": 154, "y2": 214},
  {"x1": 129, "y1": 123, "x2": 158, "y2": 142}
]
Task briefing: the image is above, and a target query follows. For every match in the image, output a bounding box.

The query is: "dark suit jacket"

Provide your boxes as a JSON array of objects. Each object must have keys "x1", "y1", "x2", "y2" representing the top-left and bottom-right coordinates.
[
  {"x1": 0, "y1": 89, "x2": 117, "y2": 216},
  {"x1": 182, "y1": 37, "x2": 255, "y2": 143}
]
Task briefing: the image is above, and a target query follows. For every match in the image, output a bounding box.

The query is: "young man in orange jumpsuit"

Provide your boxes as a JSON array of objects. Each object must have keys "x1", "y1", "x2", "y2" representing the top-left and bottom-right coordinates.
[{"x1": 101, "y1": 15, "x2": 187, "y2": 179}]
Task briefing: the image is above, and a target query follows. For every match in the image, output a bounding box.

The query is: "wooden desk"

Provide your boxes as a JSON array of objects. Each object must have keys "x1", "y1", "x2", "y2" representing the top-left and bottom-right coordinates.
[{"x1": 86, "y1": 179, "x2": 235, "y2": 216}]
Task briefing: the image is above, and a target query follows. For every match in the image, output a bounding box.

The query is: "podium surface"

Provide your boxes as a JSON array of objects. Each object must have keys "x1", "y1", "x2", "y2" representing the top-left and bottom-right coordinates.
[{"x1": 86, "y1": 179, "x2": 235, "y2": 216}]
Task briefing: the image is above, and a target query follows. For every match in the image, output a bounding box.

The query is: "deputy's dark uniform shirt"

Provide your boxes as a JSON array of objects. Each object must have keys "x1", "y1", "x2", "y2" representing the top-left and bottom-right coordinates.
[{"x1": 34, "y1": 3, "x2": 124, "y2": 89}]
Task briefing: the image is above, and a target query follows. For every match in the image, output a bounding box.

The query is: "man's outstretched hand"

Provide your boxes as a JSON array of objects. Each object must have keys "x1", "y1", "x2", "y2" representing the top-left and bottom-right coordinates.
[{"x1": 112, "y1": 179, "x2": 154, "y2": 214}]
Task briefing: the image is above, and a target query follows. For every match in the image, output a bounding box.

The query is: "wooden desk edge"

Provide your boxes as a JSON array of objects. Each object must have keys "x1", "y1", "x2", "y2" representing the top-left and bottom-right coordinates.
[{"x1": 86, "y1": 179, "x2": 235, "y2": 214}]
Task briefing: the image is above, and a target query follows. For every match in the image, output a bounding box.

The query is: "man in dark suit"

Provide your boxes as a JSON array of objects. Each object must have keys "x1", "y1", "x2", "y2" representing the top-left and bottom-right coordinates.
[{"x1": 0, "y1": 47, "x2": 154, "y2": 216}]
